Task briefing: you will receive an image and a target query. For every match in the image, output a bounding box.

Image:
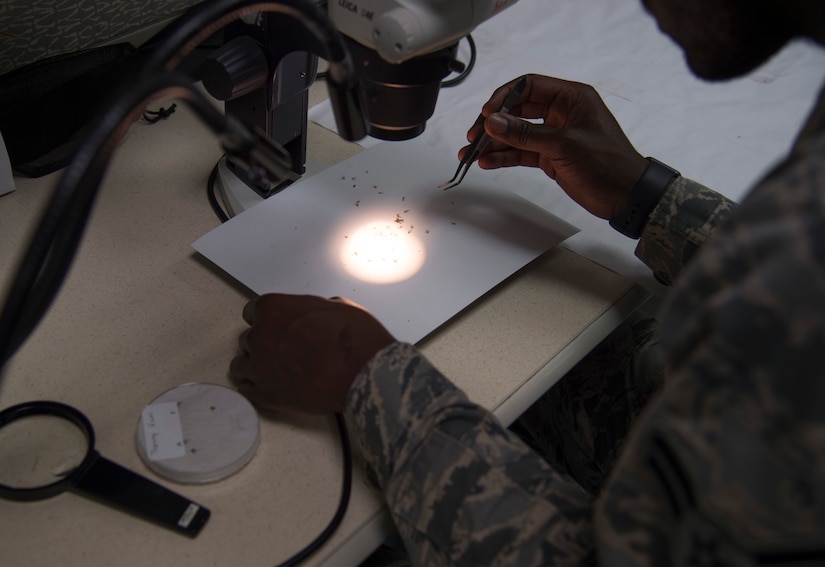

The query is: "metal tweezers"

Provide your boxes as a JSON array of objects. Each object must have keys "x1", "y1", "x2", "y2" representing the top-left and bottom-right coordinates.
[{"x1": 439, "y1": 75, "x2": 528, "y2": 191}]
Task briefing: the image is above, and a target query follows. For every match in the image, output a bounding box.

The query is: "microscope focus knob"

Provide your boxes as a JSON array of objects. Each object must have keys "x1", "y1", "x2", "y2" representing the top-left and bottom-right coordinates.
[{"x1": 202, "y1": 36, "x2": 268, "y2": 101}]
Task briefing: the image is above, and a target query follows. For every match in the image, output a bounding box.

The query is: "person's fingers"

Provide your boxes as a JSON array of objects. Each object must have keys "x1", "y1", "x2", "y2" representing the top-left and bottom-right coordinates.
[
  {"x1": 484, "y1": 113, "x2": 564, "y2": 157},
  {"x1": 328, "y1": 295, "x2": 364, "y2": 310},
  {"x1": 237, "y1": 328, "x2": 251, "y2": 353},
  {"x1": 467, "y1": 113, "x2": 486, "y2": 140},
  {"x1": 480, "y1": 75, "x2": 529, "y2": 117},
  {"x1": 232, "y1": 375, "x2": 265, "y2": 408},
  {"x1": 229, "y1": 351, "x2": 281, "y2": 408},
  {"x1": 457, "y1": 115, "x2": 488, "y2": 163},
  {"x1": 229, "y1": 353, "x2": 251, "y2": 382},
  {"x1": 242, "y1": 298, "x2": 258, "y2": 325},
  {"x1": 243, "y1": 294, "x2": 318, "y2": 330},
  {"x1": 477, "y1": 147, "x2": 543, "y2": 171}
]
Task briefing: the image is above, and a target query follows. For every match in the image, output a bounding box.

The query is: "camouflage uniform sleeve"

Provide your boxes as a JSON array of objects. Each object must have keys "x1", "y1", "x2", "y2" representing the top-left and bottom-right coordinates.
[
  {"x1": 595, "y1": 91, "x2": 825, "y2": 564},
  {"x1": 635, "y1": 176, "x2": 736, "y2": 285},
  {"x1": 345, "y1": 342, "x2": 596, "y2": 566}
]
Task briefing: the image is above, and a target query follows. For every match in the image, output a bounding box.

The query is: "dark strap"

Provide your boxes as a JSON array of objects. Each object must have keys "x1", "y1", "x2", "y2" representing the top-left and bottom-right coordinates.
[{"x1": 610, "y1": 157, "x2": 680, "y2": 239}]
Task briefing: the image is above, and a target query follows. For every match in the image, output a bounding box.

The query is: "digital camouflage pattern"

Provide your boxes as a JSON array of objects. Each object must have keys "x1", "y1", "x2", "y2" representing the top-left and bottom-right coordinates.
[
  {"x1": 512, "y1": 312, "x2": 663, "y2": 497},
  {"x1": 345, "y1": 84, "x2": 825, "y2": 566},
  {"x1": 347, "y1": 342, "x2": 596, "y2": 566},
  {"x1": 636, "y1": 176, "x2": 736, "y2": 287},
  {"x1": 596, "y1": 82, "x2": 825, "y2": 565}
]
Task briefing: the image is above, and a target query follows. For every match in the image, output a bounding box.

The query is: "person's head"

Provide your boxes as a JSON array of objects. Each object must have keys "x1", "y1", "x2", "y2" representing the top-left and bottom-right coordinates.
[{"x1": 641, "y1": 0, "x2": 822, "y2": 81}]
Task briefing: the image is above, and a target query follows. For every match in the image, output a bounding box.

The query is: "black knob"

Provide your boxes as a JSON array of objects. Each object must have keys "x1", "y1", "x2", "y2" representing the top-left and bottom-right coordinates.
[{"x1": 202, "y1": 36, "x2": 268, "y2": 101}]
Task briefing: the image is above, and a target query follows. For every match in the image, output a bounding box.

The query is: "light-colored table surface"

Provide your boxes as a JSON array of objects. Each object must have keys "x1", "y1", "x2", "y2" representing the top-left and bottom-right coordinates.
[{"x1": 0, "y1": 84, "x2": 646, "y2": 565}]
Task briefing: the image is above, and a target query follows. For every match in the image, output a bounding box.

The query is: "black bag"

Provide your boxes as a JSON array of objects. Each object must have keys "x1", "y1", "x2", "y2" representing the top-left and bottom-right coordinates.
[{"x1": 0, "y1": 43, "x2": 143, "y2": 177}]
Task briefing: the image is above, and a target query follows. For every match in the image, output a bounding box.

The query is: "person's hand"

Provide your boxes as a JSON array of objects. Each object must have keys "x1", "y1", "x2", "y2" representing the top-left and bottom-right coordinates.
[
  {"x1": 461, "y1": 74, "x2": 649, "y2": 220},
  {"x1": 229, "y1": 294, "x2": 396, "y2": 414}
]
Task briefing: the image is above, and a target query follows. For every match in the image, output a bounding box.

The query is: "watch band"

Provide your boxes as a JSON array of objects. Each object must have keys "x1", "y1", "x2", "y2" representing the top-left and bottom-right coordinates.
[{"x1": 609, "y1": 157, "x2": 680, "y2": 239}]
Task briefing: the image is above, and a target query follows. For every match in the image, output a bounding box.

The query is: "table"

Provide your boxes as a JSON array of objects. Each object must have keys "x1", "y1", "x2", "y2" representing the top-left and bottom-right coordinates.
[{"x1": 0, "y1": 91, "x2": 646, "y2": 566}]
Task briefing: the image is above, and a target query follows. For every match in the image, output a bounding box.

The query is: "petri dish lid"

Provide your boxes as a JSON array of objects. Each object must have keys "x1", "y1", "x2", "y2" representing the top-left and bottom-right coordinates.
[{"x1": 136, "y1": 383, "x2": 259, "y2": 484}]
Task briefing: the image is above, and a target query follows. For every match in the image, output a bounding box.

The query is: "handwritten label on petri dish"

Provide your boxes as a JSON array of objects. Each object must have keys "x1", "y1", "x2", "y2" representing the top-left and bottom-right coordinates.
[{"x1": 140, "y1": 402, "x2": 186, "y2": 461}]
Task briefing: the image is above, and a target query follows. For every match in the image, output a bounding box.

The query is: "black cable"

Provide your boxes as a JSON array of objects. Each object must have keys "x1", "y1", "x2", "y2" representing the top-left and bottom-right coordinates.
[
  {"x1": 206, "y1": 144, "x2": 358, "y2": 565},
  {"x1": 441, "y1": 34, "x2": 477, "y2": 88},
  {"x1": 0, "y1": 5, "x2": 356, "y2": 565},
  {"x1": 143, "y1": 103, "x2": 178, "y2": 123},
  {"x1": 0, "y1": 69, "x2": 353, "y2": 567},
  {"x1": 207, "y1": 157, "x2": 231, "y2": 223},
  {"x1": 0, "y1": 71, "x2": 353, "y2": 566},
  {"x1": 0, "y1": 0, "x2": 348, "y2": 369},
  {"x1": 276, "y1": 413, "x2": 352, "y2": 567},
  {"x1": 0, "y1": 74, "x2": 229, "y2": 368}
]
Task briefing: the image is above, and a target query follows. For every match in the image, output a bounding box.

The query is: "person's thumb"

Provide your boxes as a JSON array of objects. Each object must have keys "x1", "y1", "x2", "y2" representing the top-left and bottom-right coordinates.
[{"x1": 486, "y1": 113, "x2": 551, "y2": 154}]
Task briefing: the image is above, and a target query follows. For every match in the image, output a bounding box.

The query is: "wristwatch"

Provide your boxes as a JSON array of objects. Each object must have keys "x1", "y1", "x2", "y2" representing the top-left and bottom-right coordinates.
[{"x1": 609, "y1": 157, "x2": 680, "y2": 239}]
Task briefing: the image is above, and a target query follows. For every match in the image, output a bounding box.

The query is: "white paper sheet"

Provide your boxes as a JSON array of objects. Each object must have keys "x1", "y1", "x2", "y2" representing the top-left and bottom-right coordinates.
[
  {"x1": 193, "y1": 138, "x2": 576, "y2": 343},
  {"x1": 309, "y1": 0, "x2": 825, "y2": 294}
]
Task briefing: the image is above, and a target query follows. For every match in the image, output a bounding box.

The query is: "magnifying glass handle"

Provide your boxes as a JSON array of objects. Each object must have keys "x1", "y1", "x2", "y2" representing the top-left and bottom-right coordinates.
[{"x1": 72, "y1": 452, "x2": 210, "y2": 537}]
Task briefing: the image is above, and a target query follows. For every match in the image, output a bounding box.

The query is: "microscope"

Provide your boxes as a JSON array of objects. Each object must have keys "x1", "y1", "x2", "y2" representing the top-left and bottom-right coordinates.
[{"x1": 199, "y1": 0, "x2": 520, "y2": 211}]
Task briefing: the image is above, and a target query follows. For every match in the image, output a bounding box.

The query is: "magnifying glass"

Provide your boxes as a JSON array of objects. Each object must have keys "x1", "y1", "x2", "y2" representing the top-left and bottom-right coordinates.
[{"x1": 0, "y1": 401, "x2": 210, "y2": 537}]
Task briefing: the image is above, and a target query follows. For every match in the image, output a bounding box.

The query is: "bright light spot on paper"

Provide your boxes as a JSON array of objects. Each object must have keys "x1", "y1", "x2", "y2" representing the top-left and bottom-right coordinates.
[{"x1": 340, "y1": 219, "x2": 426, "y2": 284}]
